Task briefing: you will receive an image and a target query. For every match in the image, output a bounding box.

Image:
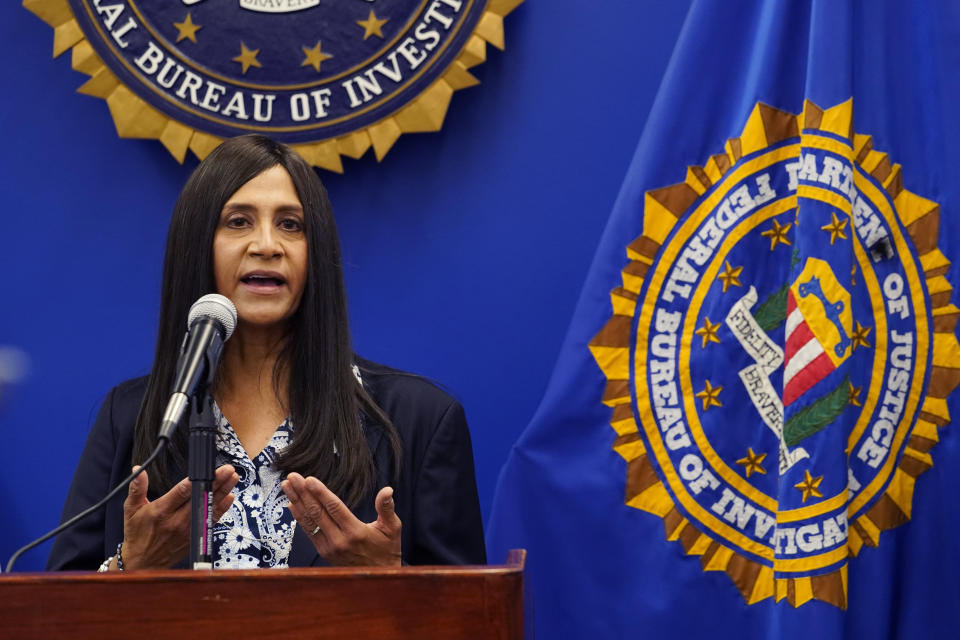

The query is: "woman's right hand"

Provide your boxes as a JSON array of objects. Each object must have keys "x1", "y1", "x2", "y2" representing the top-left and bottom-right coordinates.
[{"x1": 117, "y1": 464, "x2": 239, "y2": 570}]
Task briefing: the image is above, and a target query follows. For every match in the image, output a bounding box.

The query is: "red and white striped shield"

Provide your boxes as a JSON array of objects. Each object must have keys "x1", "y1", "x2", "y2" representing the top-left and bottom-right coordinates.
[{"x1": 783, "y1": 258, "x2": 852, "y2": 407}]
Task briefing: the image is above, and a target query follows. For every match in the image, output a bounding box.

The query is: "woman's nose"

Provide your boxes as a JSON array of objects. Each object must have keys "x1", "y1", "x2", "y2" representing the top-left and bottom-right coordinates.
[{"x1": 249, "y1": 223, "x2": 282, "y2": 257}]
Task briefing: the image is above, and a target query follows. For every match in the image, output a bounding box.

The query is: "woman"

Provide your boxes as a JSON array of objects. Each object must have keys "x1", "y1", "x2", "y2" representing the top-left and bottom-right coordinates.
[{"x1": 47, "y1": 135, "x2": 486, "y2": 570}]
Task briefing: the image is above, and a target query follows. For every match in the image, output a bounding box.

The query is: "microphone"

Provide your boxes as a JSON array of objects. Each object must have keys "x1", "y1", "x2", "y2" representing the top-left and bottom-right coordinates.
[{"x1": 158, "y1": 294, "x2": 237, "y2": 440}]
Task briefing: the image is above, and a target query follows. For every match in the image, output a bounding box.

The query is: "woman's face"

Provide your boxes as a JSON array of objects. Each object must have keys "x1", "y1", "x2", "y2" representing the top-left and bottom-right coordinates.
[{"x1": 213, "y1": 165, "x2": 308, "y2": 331}]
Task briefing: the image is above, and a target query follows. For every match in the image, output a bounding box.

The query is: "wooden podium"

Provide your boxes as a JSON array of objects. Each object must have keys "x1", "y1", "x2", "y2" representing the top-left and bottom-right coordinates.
[{"x1": 0, "y1": 550, "x2": 526, "y2": 639}]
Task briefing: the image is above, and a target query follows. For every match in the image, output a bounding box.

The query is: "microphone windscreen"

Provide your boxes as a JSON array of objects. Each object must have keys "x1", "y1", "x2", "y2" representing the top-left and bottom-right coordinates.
[{"x1": 188, "y1": 294, "x2": 238, "y2": 340}]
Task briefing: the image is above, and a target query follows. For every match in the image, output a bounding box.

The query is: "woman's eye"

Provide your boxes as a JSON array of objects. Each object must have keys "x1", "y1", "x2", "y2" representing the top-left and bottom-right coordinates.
[
  {"x1": 280, "y1": 218, "x2": 303, "y2": 232},
  {"x1": 225, "y1": 216, "x2": 250, "y2": 228}
]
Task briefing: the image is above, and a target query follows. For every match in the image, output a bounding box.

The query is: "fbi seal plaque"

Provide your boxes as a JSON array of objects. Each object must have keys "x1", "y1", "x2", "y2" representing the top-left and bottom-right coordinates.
[{"x1": 25, "y1": 0, "x2": 523, "y2": 171}]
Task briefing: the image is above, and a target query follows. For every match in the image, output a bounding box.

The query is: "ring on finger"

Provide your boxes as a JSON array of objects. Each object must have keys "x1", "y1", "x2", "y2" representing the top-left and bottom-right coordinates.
[{"x1": 310, "y1": 525, "x2": 321, "y2": 536}]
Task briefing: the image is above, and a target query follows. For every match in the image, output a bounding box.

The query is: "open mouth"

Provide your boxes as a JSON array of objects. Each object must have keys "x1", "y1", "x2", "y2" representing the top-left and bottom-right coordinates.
[{"x1": 240, "y1": 273, "x2": 286, "y2": 289}]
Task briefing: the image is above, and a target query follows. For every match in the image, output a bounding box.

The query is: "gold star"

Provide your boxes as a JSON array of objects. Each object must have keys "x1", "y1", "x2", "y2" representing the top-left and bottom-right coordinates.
[
  {"x1": 760, "y1": 219, "x2": 792, "y2": 250},
  {"x1": 356, "y1": 10, "x2": 389, "y2": 40},
  {"x1": 794, "y1": 469, "x2": 824, "y2": 503},
  {"x1": 301, "y1": 41, "x2": 333, "y2": 73},
  {"x1": 233, "y1": 42, "x2": 262, "y2": 75},
  {"x1": 848, "y1": 381, "x2": 862, "y2": 407},
  {"x1": 695, "y1": 317, "x2": 722, "y2": 348},
  {"x1": 173, "y1": 12, "x2": 202, "y2": 44},
  {"x1": 695, "y1": 380, "x2": 723, "y2": 411},
  {"x1": 850, "y1": 321, "x2": 872, "y2": 350},
  {"x1": 821, "y1": 212, "x2": 849, "y2": 245},
  {"x1": 717, "y1": 261, "x2": 743, "y2": 293},
  {"x1": 736, "y1": 448, "x2": 767, "y2": 478}
]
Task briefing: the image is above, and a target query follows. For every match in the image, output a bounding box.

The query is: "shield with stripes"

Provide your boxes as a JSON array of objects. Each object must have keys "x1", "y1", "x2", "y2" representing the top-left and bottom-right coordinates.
[{"x1": 784, "y1": 258, "x2": 852, "y2": 409}]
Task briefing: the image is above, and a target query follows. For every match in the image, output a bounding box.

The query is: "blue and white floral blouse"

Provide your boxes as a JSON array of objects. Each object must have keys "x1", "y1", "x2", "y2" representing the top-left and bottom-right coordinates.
[{"x1": 211, "y1": 405, "x2": 297, "y2": 569}]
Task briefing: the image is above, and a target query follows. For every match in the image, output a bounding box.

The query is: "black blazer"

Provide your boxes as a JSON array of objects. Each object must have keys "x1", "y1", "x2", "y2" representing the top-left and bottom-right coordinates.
[{"x1": 47, "y1": 360, "x2": 486, "y2": 570}]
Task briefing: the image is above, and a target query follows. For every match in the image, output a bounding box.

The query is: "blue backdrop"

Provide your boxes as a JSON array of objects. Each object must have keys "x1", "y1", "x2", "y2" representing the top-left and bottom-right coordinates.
[{"x1": 0, "y1": 1, "x2": 693, "y2": 570}]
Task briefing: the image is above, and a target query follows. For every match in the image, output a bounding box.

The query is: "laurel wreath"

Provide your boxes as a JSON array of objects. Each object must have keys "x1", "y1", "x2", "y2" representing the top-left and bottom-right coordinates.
[{"x1": 783, "y1": 376, "x2": 850, "y2": 447}]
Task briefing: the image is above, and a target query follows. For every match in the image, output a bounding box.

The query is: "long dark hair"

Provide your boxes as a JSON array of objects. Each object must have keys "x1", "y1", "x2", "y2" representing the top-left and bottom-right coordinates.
[{"x1": 131, "y1": 134, "x2": 401, "y2": 508}]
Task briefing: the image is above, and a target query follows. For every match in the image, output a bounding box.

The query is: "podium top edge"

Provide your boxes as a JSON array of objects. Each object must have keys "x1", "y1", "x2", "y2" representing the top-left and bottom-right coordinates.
[{"x1": 0, "y1": 552, "x2": 527, "y2": 584}]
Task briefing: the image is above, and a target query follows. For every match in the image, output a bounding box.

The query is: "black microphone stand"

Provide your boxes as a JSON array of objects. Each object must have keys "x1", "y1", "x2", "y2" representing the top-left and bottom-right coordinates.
[{"x1": 187, "y1": 346, "x2": 221, "y2": 570}]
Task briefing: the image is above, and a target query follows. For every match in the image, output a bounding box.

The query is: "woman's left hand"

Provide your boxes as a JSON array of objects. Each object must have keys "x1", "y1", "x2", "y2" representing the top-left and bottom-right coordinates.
[{"x1": 281, "y1": 472, "x2": 402, "y2": 566}]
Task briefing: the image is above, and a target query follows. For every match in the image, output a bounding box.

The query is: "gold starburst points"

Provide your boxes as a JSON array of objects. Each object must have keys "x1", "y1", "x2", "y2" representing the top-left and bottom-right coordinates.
[
  {"x1": 301, "y1": 41, "x2": 333, "y2": 73},
  {"x1": 173, "y1": 12, "x2": 202, "y2": 44},
  {"x1": 737, "y1": 448, "x2": 767, "y2": 478},
  {"x1": 717, "y1": 261, "x2": 743, "y2": 292},
  {"x1": 696, "y1": 380, "x2": 723, "y2": 410},
  {"x1": 233, "y1": 42, "x2": 261, "y2": 74},
  {"x1": 794, "y1": 470, "x2": 824, "y2": 503},
  {"x1": 357, "y1": 10, "x2": 389, "y2": 39},
  {"x1": 695, "y1": 317, "x2": 722, "y2": 348},
  {"x1": 23, "y1": 0, "x2": 524, "y2": 169},
  {"x1": 22, "y1": 0, "x2": 524, "y2": 173},
  {"x1": 821, "y1": 212, "x2": 849, "y2": 245},
  {"x1": 850, "y1": 321, "x2": 872, "y2": 350},
  {"x1": 760, "y1": 219, "x2": 792, "y2": 250},
  {"x1": 848, "y1": 381, "x2": 862, "y2": 407},
  {"x1": 581, "y1": 98, "x2": 960, "y2": 611}
]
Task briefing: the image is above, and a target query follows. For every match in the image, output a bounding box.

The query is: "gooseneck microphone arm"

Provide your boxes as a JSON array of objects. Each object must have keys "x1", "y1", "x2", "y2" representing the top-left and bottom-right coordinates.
[
  {"x1": 184, "y1": 321, "x2": 224, "y2": 570},
  {"x1": 189, "y1": 393, "x2": 218, "y2": 570},
  {"x1": 166, "y1": 295, "x2": 237, "y2": 570}
]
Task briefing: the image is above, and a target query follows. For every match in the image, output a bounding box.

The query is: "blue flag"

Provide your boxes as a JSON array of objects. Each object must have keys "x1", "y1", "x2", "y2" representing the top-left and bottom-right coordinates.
[{"x1": 487, "y1": 1, "x2": 960, "y2": 637}]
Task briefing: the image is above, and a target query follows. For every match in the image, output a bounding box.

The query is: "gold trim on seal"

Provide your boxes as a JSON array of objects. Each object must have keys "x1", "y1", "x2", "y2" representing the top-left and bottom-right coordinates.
[
  {"x1": 23, "y1": 0, "x2": 525, "y2": 172},
  {"x1": 589, "y1": 100, "x2": 960, "y2": 609}
]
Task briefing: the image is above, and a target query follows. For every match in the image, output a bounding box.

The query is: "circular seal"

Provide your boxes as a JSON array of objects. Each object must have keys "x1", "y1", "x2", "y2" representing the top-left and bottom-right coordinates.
[
  {"x1": 589, "y1": 100, "x2": 960, "y2": 608},
  {"x1": 25, "y1": 0, "x2": 523, "y2": 170}
]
